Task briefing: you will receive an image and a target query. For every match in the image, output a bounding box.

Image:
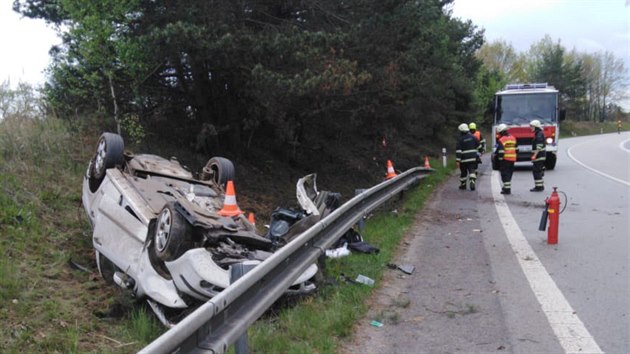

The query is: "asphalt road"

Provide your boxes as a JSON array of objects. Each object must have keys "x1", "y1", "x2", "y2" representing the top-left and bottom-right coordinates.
[{"x1": 342, "y1": 132, "x2": 629, "y2": 354}]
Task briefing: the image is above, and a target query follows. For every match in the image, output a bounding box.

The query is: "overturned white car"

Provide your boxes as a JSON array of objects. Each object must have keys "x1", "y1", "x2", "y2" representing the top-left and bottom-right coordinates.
[{"x1": 82, "y1": 132, "x2": 319, "y2": 325}]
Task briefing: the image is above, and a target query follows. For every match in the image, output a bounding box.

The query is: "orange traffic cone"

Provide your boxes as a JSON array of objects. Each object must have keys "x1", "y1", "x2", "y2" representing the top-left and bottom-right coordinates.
[
  {"x1": 385, "y1": 160, "x2": 397, "y2": 180},
  {"x1": 218, "y1": 180, "x2": 243, "y2": 217},
  {"x1": 248, "y1": 212, "x2": 256, "y2": 227},
  {"x1": 424, "y1": 156, "x2": 431, "y2": 168}
]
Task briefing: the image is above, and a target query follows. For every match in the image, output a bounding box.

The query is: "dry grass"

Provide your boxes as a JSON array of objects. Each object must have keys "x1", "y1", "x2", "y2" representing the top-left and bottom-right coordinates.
[
  {"x1": 0, "y1": 116, "x2": 161, "y2": 353},
  {"x1": 560, "y1": 120, "x2": 628, "y2": 137}
]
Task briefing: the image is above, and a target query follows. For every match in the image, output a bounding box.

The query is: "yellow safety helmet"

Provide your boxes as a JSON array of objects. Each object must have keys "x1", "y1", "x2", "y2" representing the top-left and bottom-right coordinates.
[{"x1": 468, "y1": 122, "x2": 477, "y2": 130}]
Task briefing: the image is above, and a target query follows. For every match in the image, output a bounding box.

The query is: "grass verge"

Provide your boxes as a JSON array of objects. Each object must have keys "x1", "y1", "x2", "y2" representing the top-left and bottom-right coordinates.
[
  {"x1": 0, "y1": 117, "x2": 162, "y2": 353},
  {"x1": 560, "y1": 120, "x2": 628, "y2": 138}
]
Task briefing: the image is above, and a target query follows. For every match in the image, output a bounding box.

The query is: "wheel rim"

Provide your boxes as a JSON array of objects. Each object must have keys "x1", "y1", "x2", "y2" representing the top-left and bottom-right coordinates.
[
  {"x1": 94, "y1": 138, "x2": 107, "y2": 175},
  {"x1": 155, "y1": 208, "x2": 172, "y2": 253}
]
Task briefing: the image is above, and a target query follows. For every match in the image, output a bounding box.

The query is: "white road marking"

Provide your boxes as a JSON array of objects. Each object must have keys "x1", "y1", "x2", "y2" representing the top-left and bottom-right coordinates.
[
  {"x1": 567, "y1": 139, "x2": 630, "y2": 187},
  {"x1": 491, "y1": 172, "x2": 603, "y2": 354},
  {"x1": 619, "y1": 138, "x2": 630, "y2": 153}
]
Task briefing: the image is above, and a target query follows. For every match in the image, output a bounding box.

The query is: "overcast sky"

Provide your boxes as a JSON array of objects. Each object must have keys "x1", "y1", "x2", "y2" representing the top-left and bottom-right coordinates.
[
  {"x1": 1, "y1": 0, "x2": 628, "y2": 90},
  {"x1": 451, "y1": 0, "x2": 629, "y2": 69},
  {"x1": 0, "y1": 0, "x2": 59, "y2": 87}
]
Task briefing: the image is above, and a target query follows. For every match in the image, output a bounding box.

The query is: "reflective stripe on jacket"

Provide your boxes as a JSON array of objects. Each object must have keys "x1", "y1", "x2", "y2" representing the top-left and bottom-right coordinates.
[
  {"x1": 472, "y1": 131, "x2": 486, "y2": 152},
  {"x1": 456, "y1": 132, "x2": 480, "y2": 163},
  {"x1": 532, "y1": 128, "x2": 546, "y2": 162},
  {"x1": 497, "y1": 135, "x2": 517, "y2": 162}
]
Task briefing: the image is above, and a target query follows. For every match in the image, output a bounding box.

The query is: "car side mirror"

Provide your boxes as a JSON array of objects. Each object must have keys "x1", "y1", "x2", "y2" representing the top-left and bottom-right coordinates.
[{"x1": 559, "y1": 110, "x2": 566, "y2": 121}]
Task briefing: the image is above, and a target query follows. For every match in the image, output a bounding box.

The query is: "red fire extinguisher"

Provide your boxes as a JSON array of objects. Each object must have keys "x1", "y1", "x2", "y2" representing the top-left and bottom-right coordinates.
[{"x1": 538, "y1": 187, "x2": 561, "y2": 244}]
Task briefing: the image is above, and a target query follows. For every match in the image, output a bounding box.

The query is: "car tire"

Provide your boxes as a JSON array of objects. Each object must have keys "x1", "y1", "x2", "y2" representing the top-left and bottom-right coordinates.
[
  {"x1": 545, "y1": 154, "x2": 556, "y2": 170},
  {"x1": 202, "y1": 157, "x2": 235, "y2": 187},
  {"x1": 96, "y1": 251, "x2": 118, "y2": 285},
  {"x1": 88, "y1": 132, "x2": 125, "y2": 192},
  {"x1": 154, "y1": 202, "x2": 193, "y2": 262}
]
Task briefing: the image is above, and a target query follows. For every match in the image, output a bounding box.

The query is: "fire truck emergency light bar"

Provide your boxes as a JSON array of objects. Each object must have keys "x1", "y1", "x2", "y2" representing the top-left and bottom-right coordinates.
[{"x1": 504, "y1": 83, "x2": 549, "y2": 90}]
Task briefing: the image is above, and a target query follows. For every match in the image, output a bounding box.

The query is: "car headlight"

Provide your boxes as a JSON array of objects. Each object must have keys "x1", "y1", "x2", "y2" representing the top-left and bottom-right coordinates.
[{"x1": 546, "y1": 137, "x2": 553, "y2": 144}]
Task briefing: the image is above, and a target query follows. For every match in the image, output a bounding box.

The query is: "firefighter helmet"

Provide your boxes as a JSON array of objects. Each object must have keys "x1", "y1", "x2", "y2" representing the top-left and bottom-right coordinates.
[
  {"x1": 468, "y1": 122, "x2": 477, "y2": 130},
  {"x1": 496, "y1": 124, "x2": 508, "y2": 133},
  {"x1": 530, "y1": 119, "x2": 542, "y2": 129},
  {"x1": 458, "y1": 123, "x2": 469, "y2": 132}
]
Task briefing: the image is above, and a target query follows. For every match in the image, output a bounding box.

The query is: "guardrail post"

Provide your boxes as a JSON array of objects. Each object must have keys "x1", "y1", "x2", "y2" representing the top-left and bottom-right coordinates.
[
  {"x1": 354, "y1": 189, "x2": 367, "y2": 230},
  {"x1": 231, "y1": 262, "x2": 257, "y2": 354}
]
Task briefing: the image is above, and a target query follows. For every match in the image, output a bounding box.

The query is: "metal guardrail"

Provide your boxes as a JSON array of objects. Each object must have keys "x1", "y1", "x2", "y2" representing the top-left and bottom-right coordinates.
[{"x1": 139, "y1": 167, "x2": 433, "y2": 354}]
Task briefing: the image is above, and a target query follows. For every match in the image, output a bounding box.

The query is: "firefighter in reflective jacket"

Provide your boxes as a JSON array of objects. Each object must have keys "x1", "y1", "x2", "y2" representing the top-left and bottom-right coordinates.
[
  {"x1": 529, "y1": 119, "x2": 546, "y2": 192},
  {"x1": 469, "y1": 122, "x2": 486, "y2": 153},
  {"x1": 469, "y1": 122, "x2": 485, "y2": 165},
  {"x1": 495, "y1": 124, "x2": 517, "y2": 195},
  {"x1": 456, "y1": 123, "x2": 480, "y2": 191}
]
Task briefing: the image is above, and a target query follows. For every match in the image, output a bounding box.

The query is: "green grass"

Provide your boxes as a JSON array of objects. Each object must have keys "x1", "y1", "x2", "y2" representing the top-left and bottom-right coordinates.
[{"x1": 128, "y1": 307, "x2": 165, "y2": 344}]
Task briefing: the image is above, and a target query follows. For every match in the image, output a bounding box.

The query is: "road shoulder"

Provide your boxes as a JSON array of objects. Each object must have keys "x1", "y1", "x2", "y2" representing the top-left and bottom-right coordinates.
[{"x1": 341, "y1": 172, "x2": 510, "y2": 353}]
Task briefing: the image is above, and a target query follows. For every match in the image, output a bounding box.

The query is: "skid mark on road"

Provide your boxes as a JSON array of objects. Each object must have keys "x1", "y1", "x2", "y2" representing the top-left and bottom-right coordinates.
[{"x1": 491, "y1": 172, "x2": 603, "y2": 354}]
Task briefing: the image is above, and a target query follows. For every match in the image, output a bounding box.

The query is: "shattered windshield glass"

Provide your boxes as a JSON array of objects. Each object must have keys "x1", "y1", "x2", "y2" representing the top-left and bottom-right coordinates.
[{"x1": 496, "y1": 93, "x2": 557, "y2": 125}]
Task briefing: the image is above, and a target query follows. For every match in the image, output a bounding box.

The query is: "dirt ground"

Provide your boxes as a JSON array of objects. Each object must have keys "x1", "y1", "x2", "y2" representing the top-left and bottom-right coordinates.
[{"x1": 340, "y1": 172, "x2": 511, "y2": 354}]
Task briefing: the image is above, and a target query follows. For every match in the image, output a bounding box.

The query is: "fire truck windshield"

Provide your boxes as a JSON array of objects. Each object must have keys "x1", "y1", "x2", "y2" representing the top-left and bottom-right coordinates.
[{"x1": 496, "y1": 93, "x2": 557, "y2": 125}]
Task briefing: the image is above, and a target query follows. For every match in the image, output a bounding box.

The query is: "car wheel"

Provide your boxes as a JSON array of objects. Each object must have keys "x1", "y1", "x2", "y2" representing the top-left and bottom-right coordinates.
[
  {"x1": 154, "y1": 202, "x2": 193, "y2": 262},
  {"x1": 88, "y1": 132, "x2": 125, "y2": 192},
  {"x1": 96, "y1": 251, "x2": 118, "y2": 285},
  {"x1": 201, "y1": 157, "x2": 235, "y2": 187}
]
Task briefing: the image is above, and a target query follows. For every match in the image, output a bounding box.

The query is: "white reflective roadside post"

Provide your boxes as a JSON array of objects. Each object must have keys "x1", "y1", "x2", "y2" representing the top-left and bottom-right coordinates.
[{"x1": 442, "y1": 148, "x2": 447, "y2": 168}]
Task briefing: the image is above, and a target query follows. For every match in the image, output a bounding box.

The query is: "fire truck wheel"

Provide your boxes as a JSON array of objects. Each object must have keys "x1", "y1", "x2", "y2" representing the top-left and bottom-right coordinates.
[{"x1": 545, "y1": 154, "x2": 556, "y2": 170}]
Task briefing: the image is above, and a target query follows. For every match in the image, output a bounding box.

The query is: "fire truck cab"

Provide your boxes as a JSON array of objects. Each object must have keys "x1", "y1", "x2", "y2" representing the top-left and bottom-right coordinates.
[{"x1": 491, "y1": 83, "x2": 564, "y2": 170}]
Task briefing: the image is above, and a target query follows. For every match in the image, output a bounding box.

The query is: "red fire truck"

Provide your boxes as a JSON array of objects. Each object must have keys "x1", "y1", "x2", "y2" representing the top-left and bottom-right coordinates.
[{"x1": 491, "y1": 83, "x2": 565, "y2": 170}]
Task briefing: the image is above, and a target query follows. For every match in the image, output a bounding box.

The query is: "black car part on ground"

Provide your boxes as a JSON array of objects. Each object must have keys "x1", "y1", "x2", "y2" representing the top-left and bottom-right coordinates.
[{"x1": 265, "y1": 191, "x2": 342, "y2": 249}]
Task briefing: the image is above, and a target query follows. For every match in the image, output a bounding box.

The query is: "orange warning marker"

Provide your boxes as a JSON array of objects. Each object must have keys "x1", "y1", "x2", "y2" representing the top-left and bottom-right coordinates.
[
  {"x1": 218, "y1": 180, "x2": 243, "y2": 217},
  {"x1": 248, "y1": 212, "x2": 256, "y2": 227},
  {"x1": 424, "y1": 156, "x2": 431, "y2": 168},
  {"x1": 385, "y1": 160, "x2": 397, "y2": 180}
]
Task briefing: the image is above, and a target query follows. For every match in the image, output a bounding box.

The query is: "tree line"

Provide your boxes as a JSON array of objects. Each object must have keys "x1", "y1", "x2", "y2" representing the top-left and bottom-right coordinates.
[
  {"x1": 13, "y1": 0, "x2": 483, "y2": 160},
  {"x1": 10, "y1": 1, "x2": 627, "y2": 156},
  {"x1": 474, "y1": 36, "x2": 628, "y2": 125},
  {"x1": 0, "y1": 81, "x2": 44, "y2": 120}
]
